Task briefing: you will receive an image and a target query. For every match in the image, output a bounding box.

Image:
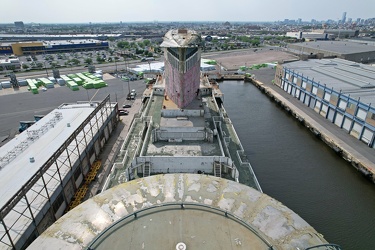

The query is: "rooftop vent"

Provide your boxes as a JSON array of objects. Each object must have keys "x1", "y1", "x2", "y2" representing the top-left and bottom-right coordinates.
[
  {"x1": 178, "y1": 29, "x2": 187, "y2": 34},
  {"x1": 176, "y1": 242, "x2": 186, "y2": 250}
]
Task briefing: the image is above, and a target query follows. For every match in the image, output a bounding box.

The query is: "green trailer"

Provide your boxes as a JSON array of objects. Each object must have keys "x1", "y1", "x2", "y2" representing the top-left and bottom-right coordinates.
[
  {"x1": 27, "y1": 79, "x2": 39, "y2": 94},
  {"x1": 67, "y1": 81, "x2": 79, "y2": 91}
]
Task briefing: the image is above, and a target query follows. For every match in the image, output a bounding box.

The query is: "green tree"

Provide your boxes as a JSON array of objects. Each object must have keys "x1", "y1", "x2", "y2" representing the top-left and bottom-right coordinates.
[
  {"x1": 250, "y1": 39, "x2": 260, "y2": 46},
  {"x1": 138, "y1": 41, "x2": 144, "y2": 48},
  {"x1": 130, "y1": 42, "x2": 137, "y2": 48},
  {"x1": 96, "y1": 56, "x2": 105, "y2": 63},
  {"x1": 238, "y1": 36, "x2": 251, "y2": 43},
  {"x1": 135, "y1": 49, "x2": 144, "y2": 55},
  {"x1": 7, "y1": 65, "x2": 16, "y2": 71},
  {"x1": 143, "y1": 39, "x2": 151, "y2": 46},
  {"x1": 71, "y1": 58, "x2": 80, "y2": 65},
  {"x1": 84, "y1": 58, "x2": 93, "y2": 65},
  {"x1": 117, "y1": 41, "x2": 128, "y2": 49},
  {"x1": 22, "y1": 64, "x2": 30, "y2": 69}
]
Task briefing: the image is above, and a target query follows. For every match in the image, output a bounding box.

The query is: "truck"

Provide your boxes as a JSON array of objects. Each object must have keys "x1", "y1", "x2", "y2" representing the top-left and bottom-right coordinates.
[
  {"x1": 18, "y1": 115, "x2": 45, "y2": 133},
  {"x1": 19, "y1": 121, "x2": 35, "y2": 133},
  {"x1": 141, "y1": 57, "x2": 155, "y2": 62}
]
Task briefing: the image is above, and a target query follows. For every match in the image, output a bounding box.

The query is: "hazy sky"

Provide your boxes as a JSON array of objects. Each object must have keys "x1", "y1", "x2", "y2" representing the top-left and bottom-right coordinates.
[{"x1": 1, "y1": 0, "x2": 374, "y2": 23}]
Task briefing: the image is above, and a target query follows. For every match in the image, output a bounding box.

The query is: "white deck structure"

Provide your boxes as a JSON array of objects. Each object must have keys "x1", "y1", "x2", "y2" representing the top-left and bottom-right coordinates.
[{"x1": 29, "y1": 174, "x2": 330, "y2": 250}]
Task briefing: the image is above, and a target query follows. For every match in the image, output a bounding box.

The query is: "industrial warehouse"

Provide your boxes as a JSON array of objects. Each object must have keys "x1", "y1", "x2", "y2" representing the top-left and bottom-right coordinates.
[
  {"x1": 0, "y1": 96, "x2": 118, "y2": 249},
  {"x1": 0, "y1": 33, "x2": 121, "y2": 42},
  {"x1": 275, "y1": 58, "x2": 375, "y2": 148},
  {"x1": 287, "y1": 40, "x2": 375, "y2": 63},
  {"x1": 0, "y1": 39, "x2": 109, "y2": 56}
]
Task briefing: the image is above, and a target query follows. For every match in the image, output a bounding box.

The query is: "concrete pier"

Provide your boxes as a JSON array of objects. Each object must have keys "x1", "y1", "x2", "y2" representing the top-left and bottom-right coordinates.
[
  {"x1": 245, "y1": 76, "x2": 375, "y2": 184},
  {"x1": 222, "y1": 74, "x2": 245, "y2": 80}
]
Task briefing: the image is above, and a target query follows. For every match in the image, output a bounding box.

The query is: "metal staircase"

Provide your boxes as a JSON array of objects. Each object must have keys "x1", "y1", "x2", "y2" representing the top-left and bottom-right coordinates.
[
  {"x1": 143, "y1": 162, "x2": 151, "y2": 177},
  {"x1": 213, "y1": 161, "x2": 221, "y2": 178}
]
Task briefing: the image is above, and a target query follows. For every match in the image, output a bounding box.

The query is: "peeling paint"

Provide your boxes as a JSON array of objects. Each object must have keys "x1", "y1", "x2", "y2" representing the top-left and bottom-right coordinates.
[
  {"x1": 187, "y1": 182, "x2": 201, "y2": 192},
  {"x1": 207, "y1": 183, "x2": 218, "y2": 193},
  {"x1": 217, "y1": 197, "x2": 235, "y2": 211},
  {"x1": 29, "y1": 174, "x2": 328, "y2": 250}
]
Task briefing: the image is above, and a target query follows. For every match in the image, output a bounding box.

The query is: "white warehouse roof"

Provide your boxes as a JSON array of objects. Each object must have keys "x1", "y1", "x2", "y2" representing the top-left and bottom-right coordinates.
[{"x1": 0, "y1": 103, "x2": 96, "y2": 208}]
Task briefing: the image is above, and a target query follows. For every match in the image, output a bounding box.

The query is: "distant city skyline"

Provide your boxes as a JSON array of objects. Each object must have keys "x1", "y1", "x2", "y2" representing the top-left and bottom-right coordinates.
[{"x1": 1, "y1": 0, "x2": 374, "y2": 24}]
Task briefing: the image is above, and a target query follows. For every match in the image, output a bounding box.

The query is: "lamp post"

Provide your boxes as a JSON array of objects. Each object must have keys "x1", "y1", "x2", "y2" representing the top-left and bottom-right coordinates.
[
  {"x1": 123, "y1": 78, "x2": 130, "y2": 100},
  {"x1": 127, "y1": 78, "x2": 130, "y2": 95},
  {"x1": 147, "y1": 61, "x2": 151, "y2": 73},
  {"x1": 124, "y1": 55, "x2": 128, "y2": 73},
  {"x1": 43, "y1": 61, "x2": 49, "y2": 77},
  {"x1": 114, "y1": 57, "x2": 118, "y2": 74}
]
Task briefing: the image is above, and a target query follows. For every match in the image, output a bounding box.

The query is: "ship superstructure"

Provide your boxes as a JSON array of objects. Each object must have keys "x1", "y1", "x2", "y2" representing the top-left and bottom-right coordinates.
[
  {"x1": 100, "y1": 29, "x2": 261, "y2": 190},
  {"x1": 161, "y1": 29, "x2": 202, "y2": 108},
  {"x1": 103, "y1": 71, "x2": 261, "y2": 190}
]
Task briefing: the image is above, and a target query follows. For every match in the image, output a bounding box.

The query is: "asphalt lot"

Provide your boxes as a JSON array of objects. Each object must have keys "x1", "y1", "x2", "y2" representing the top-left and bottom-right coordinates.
[
  {"x1": 0, "y1": 75, "x2": 147, "y2": 145},
  {"x1": 207, "y1": 47, "x2": 298, "y2": 70}
]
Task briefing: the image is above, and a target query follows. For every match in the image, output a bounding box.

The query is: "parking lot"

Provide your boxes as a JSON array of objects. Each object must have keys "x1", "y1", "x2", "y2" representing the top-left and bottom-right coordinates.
[
  {"x1": 0, "y1": 75, "x2": 147, "y2": 145},
  {"x1": 17, "y1": 49, "x2": 121, "y2": 71}
]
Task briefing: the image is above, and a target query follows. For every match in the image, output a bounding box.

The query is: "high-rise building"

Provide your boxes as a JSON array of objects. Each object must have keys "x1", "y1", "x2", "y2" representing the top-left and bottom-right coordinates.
[
  {"x1": 161, "y1": 29, "x2": 202, "y2": 108},
  {"x1": 14, "y1": 21, "x2": 24, "y2": 31},
  {"x1": 341, "y1": 12, "x2": 347, "y2": 23}
]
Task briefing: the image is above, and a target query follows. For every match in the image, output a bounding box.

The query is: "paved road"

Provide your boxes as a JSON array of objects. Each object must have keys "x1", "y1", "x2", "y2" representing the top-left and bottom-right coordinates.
[
  {"x1": 0, "y1": 59, "x2": 156, "y2": 81},
  {"x1": 87, "y1": 97, "x2": 143, "y2": 196}
]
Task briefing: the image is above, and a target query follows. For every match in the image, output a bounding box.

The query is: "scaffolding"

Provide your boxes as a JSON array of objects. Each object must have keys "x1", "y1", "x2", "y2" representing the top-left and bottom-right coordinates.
[{"x1": 66, "y1": 160, "x2": 102, "y2": 211}]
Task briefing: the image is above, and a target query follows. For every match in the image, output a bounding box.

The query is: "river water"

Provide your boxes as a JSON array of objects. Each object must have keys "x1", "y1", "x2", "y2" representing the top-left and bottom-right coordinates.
[{"x1": 220, "y1": 80, "x2": 375, "y2": 250}]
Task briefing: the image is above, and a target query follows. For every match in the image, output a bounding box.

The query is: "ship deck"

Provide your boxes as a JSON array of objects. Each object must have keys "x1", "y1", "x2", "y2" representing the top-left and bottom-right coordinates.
[{"x1": 105, "y1": 80, "x2": 261, "y2": 191}]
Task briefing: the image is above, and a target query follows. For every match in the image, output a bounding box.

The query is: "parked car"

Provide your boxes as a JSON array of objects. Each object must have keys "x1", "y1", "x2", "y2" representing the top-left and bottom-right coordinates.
[
  {"x1": 127, "y1": 93, "x2": 135, "y2": 100},
  {"x1": 118, "y1": 109, "x2": 129, "y2": 116},
  {"x1": 123, "y1": 104, "x2": 132, "y2": 108}
]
